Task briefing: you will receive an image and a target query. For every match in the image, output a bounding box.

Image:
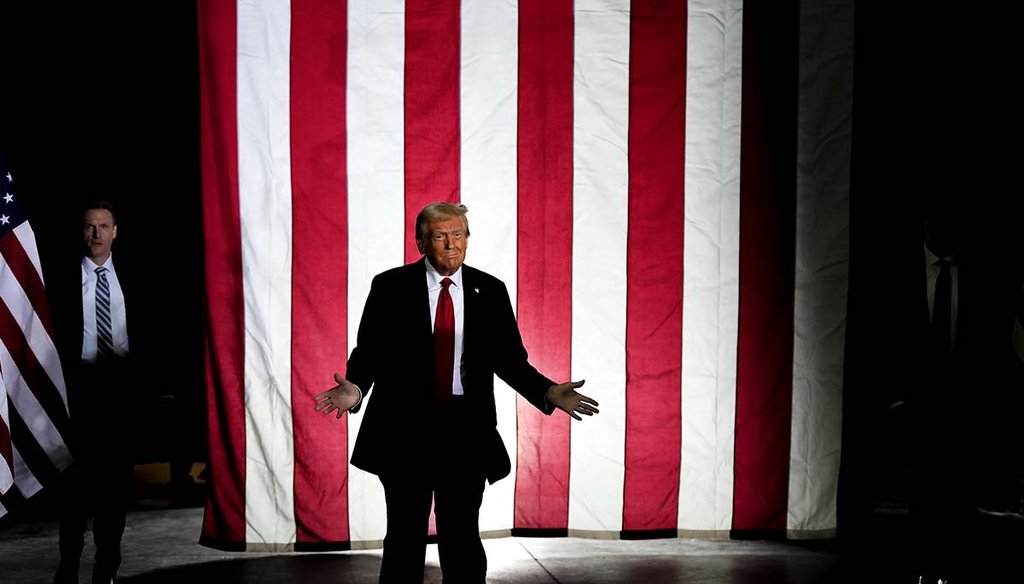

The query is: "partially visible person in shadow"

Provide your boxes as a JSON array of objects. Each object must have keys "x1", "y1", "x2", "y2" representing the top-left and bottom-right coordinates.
[
  {"x1": 890, "y1": 201, "x2": 1021, "y2": 584},
  {"x1": 50, "y1": 201, "x2": 139, "y2": 584},
  {"x1": 973, "y1": 270, "x2": 1024, "y2": 522}
]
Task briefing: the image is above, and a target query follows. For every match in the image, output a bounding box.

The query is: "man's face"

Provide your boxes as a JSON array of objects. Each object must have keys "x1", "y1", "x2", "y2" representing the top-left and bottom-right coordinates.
[
  {"x1": 83, "y1": 209, "x2": 117, "y2": 263},
  {"x1": 417, "y1": 216, "x2": 468, "y2": 276}
]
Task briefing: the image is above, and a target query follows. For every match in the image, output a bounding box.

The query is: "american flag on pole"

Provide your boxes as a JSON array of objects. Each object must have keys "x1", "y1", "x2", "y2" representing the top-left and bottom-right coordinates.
[
  {"x1": 198, "y1": 0, "x2": 853, "y2": 549},
  {"x1": 0, "y1": 155, "x2": 71, "y2": 516}
]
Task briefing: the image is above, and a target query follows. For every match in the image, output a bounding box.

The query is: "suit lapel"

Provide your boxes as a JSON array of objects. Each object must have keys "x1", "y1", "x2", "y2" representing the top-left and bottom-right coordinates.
[
  {"x1": 461, "y1": 265, "x2": 479, "y2": 360},
  {"x1": 408, "y1": 258, "x2": 434, "y2": 354},
  {"x1": 460, "y1": 266, "x2": 487, "y2": 399}
]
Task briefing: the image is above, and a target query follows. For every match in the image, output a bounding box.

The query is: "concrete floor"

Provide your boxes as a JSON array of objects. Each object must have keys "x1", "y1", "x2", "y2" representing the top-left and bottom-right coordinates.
[
  {"x1": 0, "y1": 507, "x2": 842, "y2": 584},
  {"x1": 1, "y1": 472, "x2": 1019, "y2": 584},
  {"x1": 1, "y1": 505, "x2": 846, "y2": 584}
]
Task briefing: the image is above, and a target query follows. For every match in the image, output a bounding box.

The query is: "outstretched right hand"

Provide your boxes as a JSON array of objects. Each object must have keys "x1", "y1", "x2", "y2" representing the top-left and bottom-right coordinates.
[
  {"x1": 314, "y1": 373, "x2": 361, "y2": 419},
  {"x1": 545, "y1": 380, "x2": 599, "y2": 421}
]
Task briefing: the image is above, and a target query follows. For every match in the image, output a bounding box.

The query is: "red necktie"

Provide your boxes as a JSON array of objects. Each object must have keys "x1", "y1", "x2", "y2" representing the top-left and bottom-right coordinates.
[{"x1": 433, "y1": 277, "x2": 455, "y2": 407}]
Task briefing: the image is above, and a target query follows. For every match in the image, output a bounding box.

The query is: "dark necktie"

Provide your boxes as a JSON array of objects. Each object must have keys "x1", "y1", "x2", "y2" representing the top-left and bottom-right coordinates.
[
  {"x1": 931, "y1": 259, "x2": 952, "y2": 355},
  {"x1": 433, "y1": 277, "x2": 455, "y2": 407},
  {"x1": 95, "y1": 266, "x2": 114, "y2": 359}
]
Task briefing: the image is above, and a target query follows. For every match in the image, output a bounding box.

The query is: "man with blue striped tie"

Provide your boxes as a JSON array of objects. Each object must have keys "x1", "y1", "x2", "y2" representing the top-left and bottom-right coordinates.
[{"x1": 53, "y1": 201, "x2": 134, "y2": 584}]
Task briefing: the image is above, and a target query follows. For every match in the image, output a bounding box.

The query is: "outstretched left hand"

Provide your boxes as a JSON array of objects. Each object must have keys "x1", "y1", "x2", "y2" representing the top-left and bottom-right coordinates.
[
  {"x1": 545, "y1": 380, "x2": 599, "y2": 421},
  {"x1": 314, "y1": 373, "x2": 361, "y2": 419}
]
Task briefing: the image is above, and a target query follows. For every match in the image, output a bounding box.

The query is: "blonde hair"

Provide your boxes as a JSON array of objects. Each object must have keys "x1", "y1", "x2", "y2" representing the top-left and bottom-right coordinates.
[{"x1": 415, "y1": 202, "x2": 470, "y2": 243}]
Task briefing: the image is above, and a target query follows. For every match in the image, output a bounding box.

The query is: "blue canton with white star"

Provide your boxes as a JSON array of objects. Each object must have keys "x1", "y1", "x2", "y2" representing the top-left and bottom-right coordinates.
[{"x1": 0, "y1": 154, "x2": 29, "y2": 236}]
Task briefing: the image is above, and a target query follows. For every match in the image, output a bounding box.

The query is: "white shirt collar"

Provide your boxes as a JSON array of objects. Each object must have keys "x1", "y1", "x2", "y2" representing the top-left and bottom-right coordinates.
[
  {"x1": 83, "y1": 253, "x2": 114, "y2": 273},
  {"x1": 925, "y1": 241, "x2": 958, "y2": 265},
  {"x1": 424, "y1": 257, "x2": 463, "y2": 289}
]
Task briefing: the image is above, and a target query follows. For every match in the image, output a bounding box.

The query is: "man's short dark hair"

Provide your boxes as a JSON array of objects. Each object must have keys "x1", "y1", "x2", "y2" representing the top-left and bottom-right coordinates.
[{"x1": 83, "y1": 200, "x2": 117, "y2": 225}]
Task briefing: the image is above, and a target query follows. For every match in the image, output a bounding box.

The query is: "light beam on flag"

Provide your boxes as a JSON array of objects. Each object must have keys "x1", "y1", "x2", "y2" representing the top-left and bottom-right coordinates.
[{"x1": 197, "y1": 0, "x2": 854, "y2": 549}]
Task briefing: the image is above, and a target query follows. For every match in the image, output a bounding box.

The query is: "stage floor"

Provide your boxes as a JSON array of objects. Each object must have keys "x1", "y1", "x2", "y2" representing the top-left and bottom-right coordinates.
[{"x1": 1, "y1": 478, "x2": 1019, "y2": 584}]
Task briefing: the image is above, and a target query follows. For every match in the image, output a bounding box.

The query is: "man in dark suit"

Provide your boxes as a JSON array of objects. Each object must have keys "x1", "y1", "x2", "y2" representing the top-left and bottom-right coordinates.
[
  {"x1": 892, "y1": 203, "x2": 1019, "y2": 583},
  {"x1": 315, "y1": 202, "x2": 599, "y2": 583},
  {"x1": 51, "y1": 201, "x2": 137, "y2": 584}
]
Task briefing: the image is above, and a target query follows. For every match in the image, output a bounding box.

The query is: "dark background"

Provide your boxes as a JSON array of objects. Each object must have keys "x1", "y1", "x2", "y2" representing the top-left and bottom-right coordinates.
[{"x1": 1, "y1": 2, "x2": 1019, "y2": 531}]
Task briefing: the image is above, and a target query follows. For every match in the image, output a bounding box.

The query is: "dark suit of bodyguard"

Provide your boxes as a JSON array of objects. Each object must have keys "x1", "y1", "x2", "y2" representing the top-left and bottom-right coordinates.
[
  {"x1": 316, "y1": 202, "x2": 599, "y2": 584},
  {"x1": 51, "y1": 202, "x2": 138, "y2": 584}
]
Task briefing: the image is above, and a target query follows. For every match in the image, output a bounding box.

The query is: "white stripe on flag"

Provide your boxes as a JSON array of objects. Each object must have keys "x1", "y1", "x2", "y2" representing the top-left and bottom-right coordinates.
[
  {"x1": 0, "y1": 251, "x2": 70, "y2": 470},
  {"x1": 679, "y1": 0, "x2": 743, "y2": 534},
  {"x1": 569, "y1": 0, "x2": 629, "y2": 534},
  {"x1": 788, "y1": 0, "x2": 853, "y2": 537},
  {"x1": 238, "y1": 0, "x2": 296, "y2": 548},
  {"x1": 0, "y1": 344, "x2": 70, "y2": 469},
  {"x1": 460, "y1": 0, "x2": 520, "y2": 535},
  {"x1": 345, "y1": 0, "x2": 405, "y2": 545},
  {"x1": 1, "y1": 230, "x2": 67, "y2": 402},
  {"x1": 1, "y1": 374, "x2": 12, "y2": 494},
  {"x1": 13, "y1": 224, "x2": 67, "y2": 400},
  {"x1": 12, "y1": 442, "x2": 43, "y2": 498}
]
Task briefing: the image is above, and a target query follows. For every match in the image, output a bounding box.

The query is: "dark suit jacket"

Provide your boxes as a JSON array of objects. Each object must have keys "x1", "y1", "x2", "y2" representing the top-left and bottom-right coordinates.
[
  {"x1": 46, "y1": 253, "x2": 140, "y2": 459},
  {"x1": 902, "y1": 248, "x2": 1007, "y2": 403},
  {"x1": 346, "y1": 258, "x2": 555, "y2": 484}
]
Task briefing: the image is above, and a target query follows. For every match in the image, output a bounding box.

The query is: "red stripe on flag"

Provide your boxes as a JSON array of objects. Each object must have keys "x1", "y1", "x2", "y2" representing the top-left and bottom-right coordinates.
[
  {"x1": 0, "y1": 296, "x2": 69, "y2": 437},
  {"x1": 289, "y1": 0, "x2": 350, "y2": 544},
  {"x1": 0, "y1": 234, "x2": 56, "y2": 340},
  {"x1": 733, "y1": 1, "x2": 799, "y2": 532},
  {"x1": 198, "y1": 0, "x2": 247, "y2": 547},
  {"x1": 514, "y1": 0, "x2": 574, "y2": 531},
  {"x1": 0, "y1": 230, "x2": 67, "y2": 436},
  {"x1": 403, "y1": 0, "x2": 461, "y2": 262},
  {"x1": 622, "y1": 0, "x2": 686, "y2": 532}
]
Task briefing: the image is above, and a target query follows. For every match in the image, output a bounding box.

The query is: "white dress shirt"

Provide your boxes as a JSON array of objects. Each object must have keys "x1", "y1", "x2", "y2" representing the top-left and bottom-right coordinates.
[
  {"x1": 81, "y1": 254, "x2": 130, "y2": 362},
  {"x1": 425, "y1": 258, "x2": 465, "y2": 396}
]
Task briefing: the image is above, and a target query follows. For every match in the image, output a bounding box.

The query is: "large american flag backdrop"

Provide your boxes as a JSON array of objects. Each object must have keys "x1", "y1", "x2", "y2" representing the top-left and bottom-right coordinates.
[{"x1": 198, "y1": 0, "x2": 854, "y2": 550}]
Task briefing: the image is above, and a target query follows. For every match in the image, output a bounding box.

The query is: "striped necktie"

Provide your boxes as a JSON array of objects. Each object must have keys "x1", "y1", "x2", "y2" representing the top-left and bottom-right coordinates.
[{"x1": 95, "y1": 266, "x2": 114, "y2": 359}]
